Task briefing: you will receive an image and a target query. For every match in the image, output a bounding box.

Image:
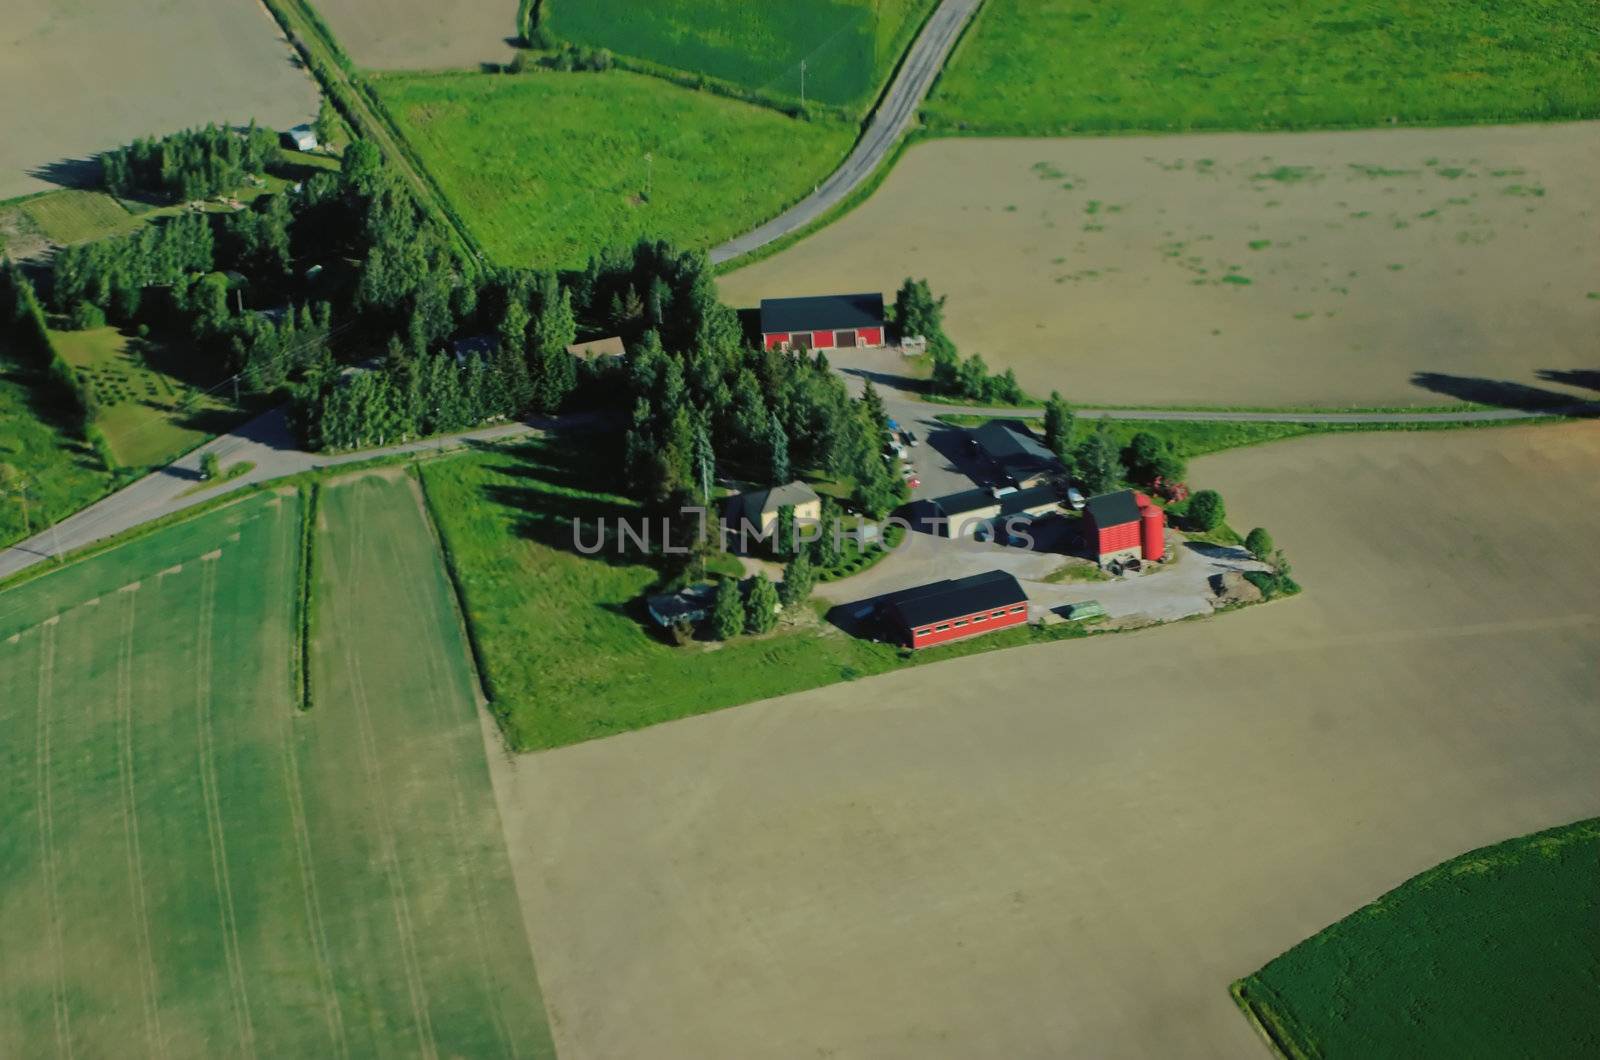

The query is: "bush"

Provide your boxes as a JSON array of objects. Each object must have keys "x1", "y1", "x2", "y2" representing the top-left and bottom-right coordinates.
[
  {"x1": 200, "y1": 451, "x2": 220, "y2": 480},
  {"x1": 1187, "y1": 489, "x2": 1226, "y2": 532},
  {"x1": 1245, "y1": 527, "x2": 1274, "y2": 562},
  {"x1": 66, "y1": 299, "x2": 107, "y2": 331},
  {"x1": 744, "y1": 573, "x2": 779, "y2": 634},
  {"x1": 711, "y1": 576, "x2": 743, "y2": 641}
]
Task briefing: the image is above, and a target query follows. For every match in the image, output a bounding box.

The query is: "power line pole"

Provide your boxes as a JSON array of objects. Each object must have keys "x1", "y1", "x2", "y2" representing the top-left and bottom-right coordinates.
[
  {"x1": 800, "y1": 59, "x2": 807, "y2": 109},
  {"x1": 644, "y1": 152, "x2": 653, "y2": 201}
]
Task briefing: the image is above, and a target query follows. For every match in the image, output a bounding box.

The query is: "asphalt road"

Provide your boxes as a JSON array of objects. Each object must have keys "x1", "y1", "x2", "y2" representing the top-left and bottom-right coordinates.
[{"x1": 707, "y1": 0, "x2": 984, "y2": 266}]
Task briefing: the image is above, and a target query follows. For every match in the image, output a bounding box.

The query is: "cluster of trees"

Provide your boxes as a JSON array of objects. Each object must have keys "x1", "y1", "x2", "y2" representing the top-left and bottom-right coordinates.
[
  {"x1": 894, "y1": 278, "x2": 1023, "y2": 405},
  {"x1": 1, "y1": 261, "x2": 95, "y2": 435},
  {"x1": 101, "y1": 123, "x2": 281, "y2": 201},
  {"x1": 705, "y1": 573, "x2": 781, "y2": 641},
  {"x1": 1042, "y1": 392, "x2": 1192, "y2": 497},
  {"x1": 52, "y1": 212, "x2": 216, "y2": 324}
]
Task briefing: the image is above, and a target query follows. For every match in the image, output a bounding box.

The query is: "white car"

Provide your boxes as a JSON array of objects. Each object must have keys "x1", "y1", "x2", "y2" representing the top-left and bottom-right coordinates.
[{"x1": 1067, "y1": 487, "x2": 1086, "y2": 510}]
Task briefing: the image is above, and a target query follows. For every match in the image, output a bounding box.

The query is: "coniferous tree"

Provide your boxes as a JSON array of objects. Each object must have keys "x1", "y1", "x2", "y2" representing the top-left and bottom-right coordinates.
[
  {"x1": 744, "y1": 573, "x2": 780, "y2": 634},
  {"x1": 768, "y1": 410, "x2": 791, "y2": 485},
  {"x1": 711, "y1": 577, "x2": 744, "y2": 641}
]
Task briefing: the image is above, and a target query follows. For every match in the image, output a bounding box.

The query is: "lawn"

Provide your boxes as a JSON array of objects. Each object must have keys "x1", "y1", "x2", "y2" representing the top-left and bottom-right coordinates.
[
  {"x1": 544, "y1": 0, "x2": 935, "y2": 111},
  {"x1": 372, "y1": 69, "x2": 854, "y2": 267},
  {"x1": 0, "y1": 483, "x2": 553, "y2": 1057},
  {"x1": 49, "y1": 326, "x2": 241, "y2": 470},
  {"x1": 1233, "y1": 818, "x2": 1600, "y2": 1058},
  {"x1": 417, "y1": 432, "x2": 1089, "y2": 751},
  {"x1": 924, "y1": 0, "x2": 1600, "y2": 134},
  {"x1": 0, "y1": 348, "x2": 113, "y2": 549}
]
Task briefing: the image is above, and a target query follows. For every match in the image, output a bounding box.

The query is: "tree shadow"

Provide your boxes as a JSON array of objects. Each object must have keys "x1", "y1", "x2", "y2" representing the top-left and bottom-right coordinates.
[
  {"x1": 25, "y1": 157, "x2": 99, "y2": 191},
  {"x1": 838, "y1": 363, "x2": 938, "y2": 397},
  {"x1": 1410, "y1": 371, "x2": 1600, "y2": 416},
  {"x1": 1536, "y1": 369, "x2": 1600, "y2": 394}
]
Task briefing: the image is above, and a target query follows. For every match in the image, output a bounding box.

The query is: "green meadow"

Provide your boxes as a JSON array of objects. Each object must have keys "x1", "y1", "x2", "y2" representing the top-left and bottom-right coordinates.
[
  {"x1": 925, "y1": 0, "x2": 1600, "y2": 133},
  {"x1": 372, "y1": 69, "x2": 853, "y2": 267},
  {"x1": 1234, "y1": 819, "x2": 1600, "y2": 1057},
  {"x1": 0, "y1": 482, "x2": 553, "y2": 1057},
  {"x1": 0, "y1": 348, "x2": 113, "y2": 549},
  {"x1": 544, "y1": 0, "x2": 935, "y2": 111}
]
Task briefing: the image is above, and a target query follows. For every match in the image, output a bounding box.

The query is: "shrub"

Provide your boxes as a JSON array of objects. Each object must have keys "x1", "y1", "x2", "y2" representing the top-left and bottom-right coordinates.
[
  {"x1": 67, "y1": 299, "x2": 107, "y2": 331},
  {"x1": 744, "y1": 573, "x2": 779, "y2": 634},
  {"x1": 1187, "y1": 489, "x2": 1226, "y2": 532},
  {"x1": 1245, "y1": 527, "x2": 1274, "y2": 562},
  {"x1": 200, "y1": 451, "x2": 220, "y2": 480},
  {"x1": 710, "y1": 576, "x2": 743, "y2": 641}
]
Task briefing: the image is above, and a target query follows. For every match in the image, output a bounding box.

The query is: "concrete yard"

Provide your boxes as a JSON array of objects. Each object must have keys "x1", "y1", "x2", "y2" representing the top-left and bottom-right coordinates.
[
  {"x1": 487, "y1": 424, "x2": 1600, "y2": 1059},
  {"x1": 2, "y1": 0, "x2": 320, "y2": 199}
]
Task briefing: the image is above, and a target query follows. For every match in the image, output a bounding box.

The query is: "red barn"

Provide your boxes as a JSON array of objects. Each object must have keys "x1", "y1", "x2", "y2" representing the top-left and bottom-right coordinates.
[
  {"x1": 760, "y1": 293, "x2": 885, "y2": 352},
  {"x1": 1084, "y1": 489, "x2": 1165, "y2": 567},
  {"x1": 884, "y1": 570, "x2": 1029, "y2": 649}
]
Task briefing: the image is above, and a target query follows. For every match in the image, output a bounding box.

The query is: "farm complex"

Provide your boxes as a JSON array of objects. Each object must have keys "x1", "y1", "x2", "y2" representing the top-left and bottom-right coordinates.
[{"x1": 2, "y1": 0, "x2": 1596, "y2": 1056}]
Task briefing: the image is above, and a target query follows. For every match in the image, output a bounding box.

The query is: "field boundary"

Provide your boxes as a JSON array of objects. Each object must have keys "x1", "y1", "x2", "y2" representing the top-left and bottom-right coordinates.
[
  {"x1": 1228, "y1": 980, "x2": 1305, "y2": 1060},
  {"x1": 412, "y1": 463, "x2": 502, "y2": 715},
  {"x1": 294, "y1": 482, "x2": 321, "y2": 711}
]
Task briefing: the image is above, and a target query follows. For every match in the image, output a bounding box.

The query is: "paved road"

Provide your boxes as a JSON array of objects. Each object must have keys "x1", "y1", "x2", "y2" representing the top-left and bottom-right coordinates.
[
  {"x1": 0, "y1": 407, "x2": 547, "y2": 582},
  {"x1": 708, "y1": 0, "x2": 984, "y2": 266}
]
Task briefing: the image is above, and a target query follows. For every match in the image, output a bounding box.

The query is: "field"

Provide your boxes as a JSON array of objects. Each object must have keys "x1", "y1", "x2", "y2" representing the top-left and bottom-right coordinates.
[
  {"x1": 720, "y1": 123, "x2": 1600, "y2": 408},
  {"x1": 545, "y1": 0, "x2": 936, "y2": 111},
  {"x1": 0, "y1": 191, "x2": 141, "y2": 257},
  {"x1": 51, "y1": 326, "x2": 241, "y2": 470},
  {"x1": 1235, "y1": 818, "x2": 1600, "y2": 1057},
  {"x1": 311, "y1": 0, "x2": 520, "y2": 71},
  {"x1": 923, "y1": 0, "x2": 1600, "y2": 134},
  {"x1": 373, "y1": 70, "x2": 854, "y2": 267},
  {"x1": 1, "y1": 1, "x2": 319, "y2": 199},
  {"x1": 0, "y1": 351, "x2": 113, "y2": 548},
  {"x1": 0, "y1": 480, "x2": 554, "y2": 1056},
  {"x1": 490, "y1": 424, "x2": 1600, "y2": 1057}
]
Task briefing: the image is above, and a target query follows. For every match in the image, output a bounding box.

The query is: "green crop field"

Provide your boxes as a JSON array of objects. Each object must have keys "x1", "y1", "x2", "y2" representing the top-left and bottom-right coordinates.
[
  {"x1": 1234, "y1": 819, "x2": 1600, "y2": 1058},
  {"x1": 50, "y1": 326, "x2": 241, "y2": 470},
  {"x1": 0, "y1": 349, "x2": 114, "y2": 549},
  {"x1": 544, "y1": 0, "x2": 935, "y2": 111},
  {"x1": 417, "y1": 433, "x2": 1087, "y2": 752},
  {"x1": 372, "y1": 69, "x2": 853, "y2": 267},
  {"x1": 924, "y1": 0, "x2": 1600, "y2": 134},
  {"x1": 0, "y1": 482, "x2": 553, "y2": 1057},
  {"x1": 13, "y1": 190, "x2": 142, "y2": 245}
]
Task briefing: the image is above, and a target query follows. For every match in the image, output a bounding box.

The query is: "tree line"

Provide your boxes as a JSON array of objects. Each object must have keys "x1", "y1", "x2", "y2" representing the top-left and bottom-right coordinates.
[{"x1": 101, "y1": 123, "x2": 282, "y2": 202}]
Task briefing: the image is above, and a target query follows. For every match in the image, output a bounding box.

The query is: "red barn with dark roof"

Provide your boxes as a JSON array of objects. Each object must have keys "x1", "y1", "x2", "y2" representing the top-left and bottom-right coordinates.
[
  {"x1": 1084, "y1": 489, "x2": 1165, "y2": 567},
  {"x1": 884, "y1": 570, "x2": 1029, "y2": 649},
  {"x1": 760, "y1": 293, "x2": 885, "y2": 351}
]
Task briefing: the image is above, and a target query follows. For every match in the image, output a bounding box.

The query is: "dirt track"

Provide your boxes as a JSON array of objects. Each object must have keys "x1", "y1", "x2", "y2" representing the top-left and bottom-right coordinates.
[
  {"x1": 488, "y1": 424, "x2": 1600, "y2": 1058},
  {"x1": 1, "y1": 0, "x2": 319, "y2": 199},
  {"x1": 719, "y1": 123, "x2": 1600, "y2": 409}
]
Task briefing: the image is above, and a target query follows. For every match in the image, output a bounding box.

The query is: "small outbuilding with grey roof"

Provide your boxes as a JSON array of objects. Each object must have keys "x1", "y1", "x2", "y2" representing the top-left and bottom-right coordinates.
[{"x1": 760, "y1": 293, "x2": 885, "y2": 352}]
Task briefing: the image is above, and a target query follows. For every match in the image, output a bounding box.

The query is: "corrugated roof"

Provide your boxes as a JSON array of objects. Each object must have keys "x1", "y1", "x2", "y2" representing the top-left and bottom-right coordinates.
[
  {"x1": 760, "y1": 293, "x2": 884, "y2": 334},
  {"x1": 973, "y1": 420, "x2": 1056, "y2": 468},
  {"x1": 933, "y1": 487, "x2": 1001, "y2": 516},
  {"x1": 1085, "y1": 489, "x2": 1141, "y2": 528},
  {"x1": 997, "y1": 485, "x2": 1060, "y2": 516},
  {"x1": 887, "y1": 570, "x2": 1027, "y2": 630}
]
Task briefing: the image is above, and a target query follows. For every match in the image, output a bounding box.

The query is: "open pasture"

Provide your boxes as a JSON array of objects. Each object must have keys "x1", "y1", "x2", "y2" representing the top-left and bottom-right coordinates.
[
  {"x1": 373, "y1": 70, "x2": 853, "y2": 267},
  {"x1": 720, "y1": 122, "x2": 1600, "y2": 408},
  {"x1": 310, "y1": 0, "x2": 518, "y2": 71},
  {"x1": 492, "y1": 424, "x2": 1600, "y2": 1058},
  {"x1": 545, "y1": 0, "x2": 935, "y2": 111},
  {"x1": 924, "y1": 0, "x2": 1600, "y2": 134},
  {"x1": 0, "y1": 480, "x2": 552, "y2": 1057},
  {"x1": 1, "y1": 0, "x2": 319, "y2": 200}
]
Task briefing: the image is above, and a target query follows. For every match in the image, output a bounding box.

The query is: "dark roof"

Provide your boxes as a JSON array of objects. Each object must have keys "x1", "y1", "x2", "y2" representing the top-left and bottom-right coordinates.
[
  {"x1": 972, "y1": 420, "x2": 1058, "y2": 470},
  {"x1": 760, "y1": 293, "x2": 884, "y2": 334},
  {"x1": 1084, "y1": 489, "x2": 1142, "y2": 528},
  {"x1": 998, "y1": 485, "x2": 1060, "y2": 516},
  {"x1": 646, "y1": 583, "x2": 717, "y2": 626},
  {"x1": 887, "y1": 570, "x2": 1027, "y2": 630},
  {"x1": 933, "y1": 487, "x2": 1000, "y2": 516}
]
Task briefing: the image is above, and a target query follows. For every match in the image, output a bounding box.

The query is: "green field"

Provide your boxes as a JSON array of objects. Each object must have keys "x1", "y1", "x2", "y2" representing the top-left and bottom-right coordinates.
[
  {"x1": 417, "y1": 433, "x2": 1090, "y2": 752},
  {"x1": 544, "y1": 0, "x2": 934, "y2": 111},
  {"x1": 0, "y1": 482, "x2": 553, "y2": 1057},
  {"x1": 50, "y1": 326, "x2": 240, "y2": 470},
  {"x1": 0, "y1": 348, "x2": 114, "y2": 550},
  {"x1": 924, "y1": 0, "x2": 1600, "y2": 133},
  {"x1": 372, "y1": 69, "x2": 854, "y2": 266},
  {"x1": 1234, "y1": 819, "x2": 1600, "y2": 1057},
  {"x1": 13, "y1": 190, "x2": 142, "y2": 244}
]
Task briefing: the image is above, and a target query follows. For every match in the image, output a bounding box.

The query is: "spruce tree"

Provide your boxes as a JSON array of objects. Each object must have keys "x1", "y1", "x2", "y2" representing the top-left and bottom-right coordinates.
[
  {"x1": 711, "y1": 577, "x2": 744, "y2": 641},
  {"x1": 744, "y1": 573, "x2": 780, "y2": 634}
]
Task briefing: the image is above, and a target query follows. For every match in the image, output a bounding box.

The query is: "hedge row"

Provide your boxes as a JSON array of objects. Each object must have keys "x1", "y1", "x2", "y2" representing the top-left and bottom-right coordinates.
[{"x1": 1, "y1": 263, "x2": 98, "y2": 441}]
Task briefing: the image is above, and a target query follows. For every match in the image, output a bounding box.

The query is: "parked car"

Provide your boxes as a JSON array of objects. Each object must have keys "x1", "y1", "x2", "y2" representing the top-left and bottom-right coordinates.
[
  {"x1": 1066, "y1": 487, "x2": 1086, "y2": 510},
  {"x1": 901, "y1": 429, "x2": 917, "y2": 447},
  {"x1": 906, "y1": 476, "x2": 921, "y2": 489}
]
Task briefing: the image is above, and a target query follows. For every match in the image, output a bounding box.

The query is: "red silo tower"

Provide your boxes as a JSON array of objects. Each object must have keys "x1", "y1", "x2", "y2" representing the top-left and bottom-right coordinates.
[{"x1": 1140, "y1": 504, "x2": 1165, "y2": 562}]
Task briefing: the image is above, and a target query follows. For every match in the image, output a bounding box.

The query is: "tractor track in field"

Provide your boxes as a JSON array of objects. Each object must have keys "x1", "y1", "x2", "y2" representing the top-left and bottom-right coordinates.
[
  {"x1": 115, "y1": 586, "x2": 167, "y2": 1060},
  {"x1": 324, "y1": 500, "x2": 438, "y2": 1059},
  {"x1": 194, "y1": 557, "x2": 258, "y2": 1059}
]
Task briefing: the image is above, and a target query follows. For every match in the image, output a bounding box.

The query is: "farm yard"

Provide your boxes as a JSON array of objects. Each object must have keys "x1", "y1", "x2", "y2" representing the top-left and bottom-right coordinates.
[
  {"x1": 372, "y1": 70, "x2": 854, "y2": 267},
  {"x1": 0, "y1": 481, "x2": 553, "y2": 1058},
  {"x1": 1235, "y1": 818, "x2": 1600, "y2": 1057},
  {"x1": 543, "y1": 0, "x2": 937, "y2": 112},
  {"x1": 309, "y1": 0, "x2": 519, "y2": 71},
  {"x1": 720, "y1": 122, "x2": 1600, "y2": 408},
  {"x1": 923, "y1": 0, "x2": 1600, "y2": 134},
  {"x1": 490, "y1": 423, "x2": 1600, "y2": 1058},
  {"x1": 1, "y1": 0, "x2": 319, "y2": 199}
]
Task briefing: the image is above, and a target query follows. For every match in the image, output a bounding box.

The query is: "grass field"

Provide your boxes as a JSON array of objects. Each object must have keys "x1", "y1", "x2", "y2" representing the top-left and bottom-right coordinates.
[
  {"x1": 493, "y1": 424, "x2": 1600, "y2": 1057},
  {"x1": 1234, "y1": 818, "x2": 1600, "y2": 1057},
  {"x1": 545, "y1": 0, "x2": 935, "y2": 111},
  {"x1": 373, "y1": 69, "x2": 854, "y2": 266},
  {"x1": 923, "y1": 0, "x2": 1600, "y2": 134},
  {"x1": 6, "y1": 190, "x2": 141, "y2": 246},
  {"x1": 720, "y1": 123, "x2": 1600, "y2": 408},
  {"x1": 0, "y1": 482, "x2": 553, "y2": 1057},
  {"x1": 0, "y1": 350, "x2": 114, "y2": 549},
  {"x1": 2, "y1": 0, "x2": 318, "y2": 200},
  {"x1": 50, "y1": 326, "x2": 241, "y2": 470}
]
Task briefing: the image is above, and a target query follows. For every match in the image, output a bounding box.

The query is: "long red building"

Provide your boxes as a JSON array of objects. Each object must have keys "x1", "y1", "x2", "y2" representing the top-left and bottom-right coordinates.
[
  {"x1": 760, "y1": 293, "x2": 885, "y2": 351},
  {"x1": 884, "y1": 570, "x2": 1030, "y2": 649}
]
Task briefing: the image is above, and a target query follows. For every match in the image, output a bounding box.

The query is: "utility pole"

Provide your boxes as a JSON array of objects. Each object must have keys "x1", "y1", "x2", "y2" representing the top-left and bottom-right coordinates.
[
  {"x1": 800, "y1": 59, "x2": 807, "y2": 109},
  {"x1": 644, "y1": 152, "x2": 653, "y2": 201}
]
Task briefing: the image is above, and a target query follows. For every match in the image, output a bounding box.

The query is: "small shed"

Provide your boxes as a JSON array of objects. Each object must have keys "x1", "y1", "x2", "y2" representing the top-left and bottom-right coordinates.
[
  {"x1": 646, "y1": 584, "x2": 717, "y2": 628},
  {"x1": 567, "y1": 335, "x2": 626, "y2": 363},
  {"x1": 283, "y1": 124, "x2": 319, "y2": 152}
]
